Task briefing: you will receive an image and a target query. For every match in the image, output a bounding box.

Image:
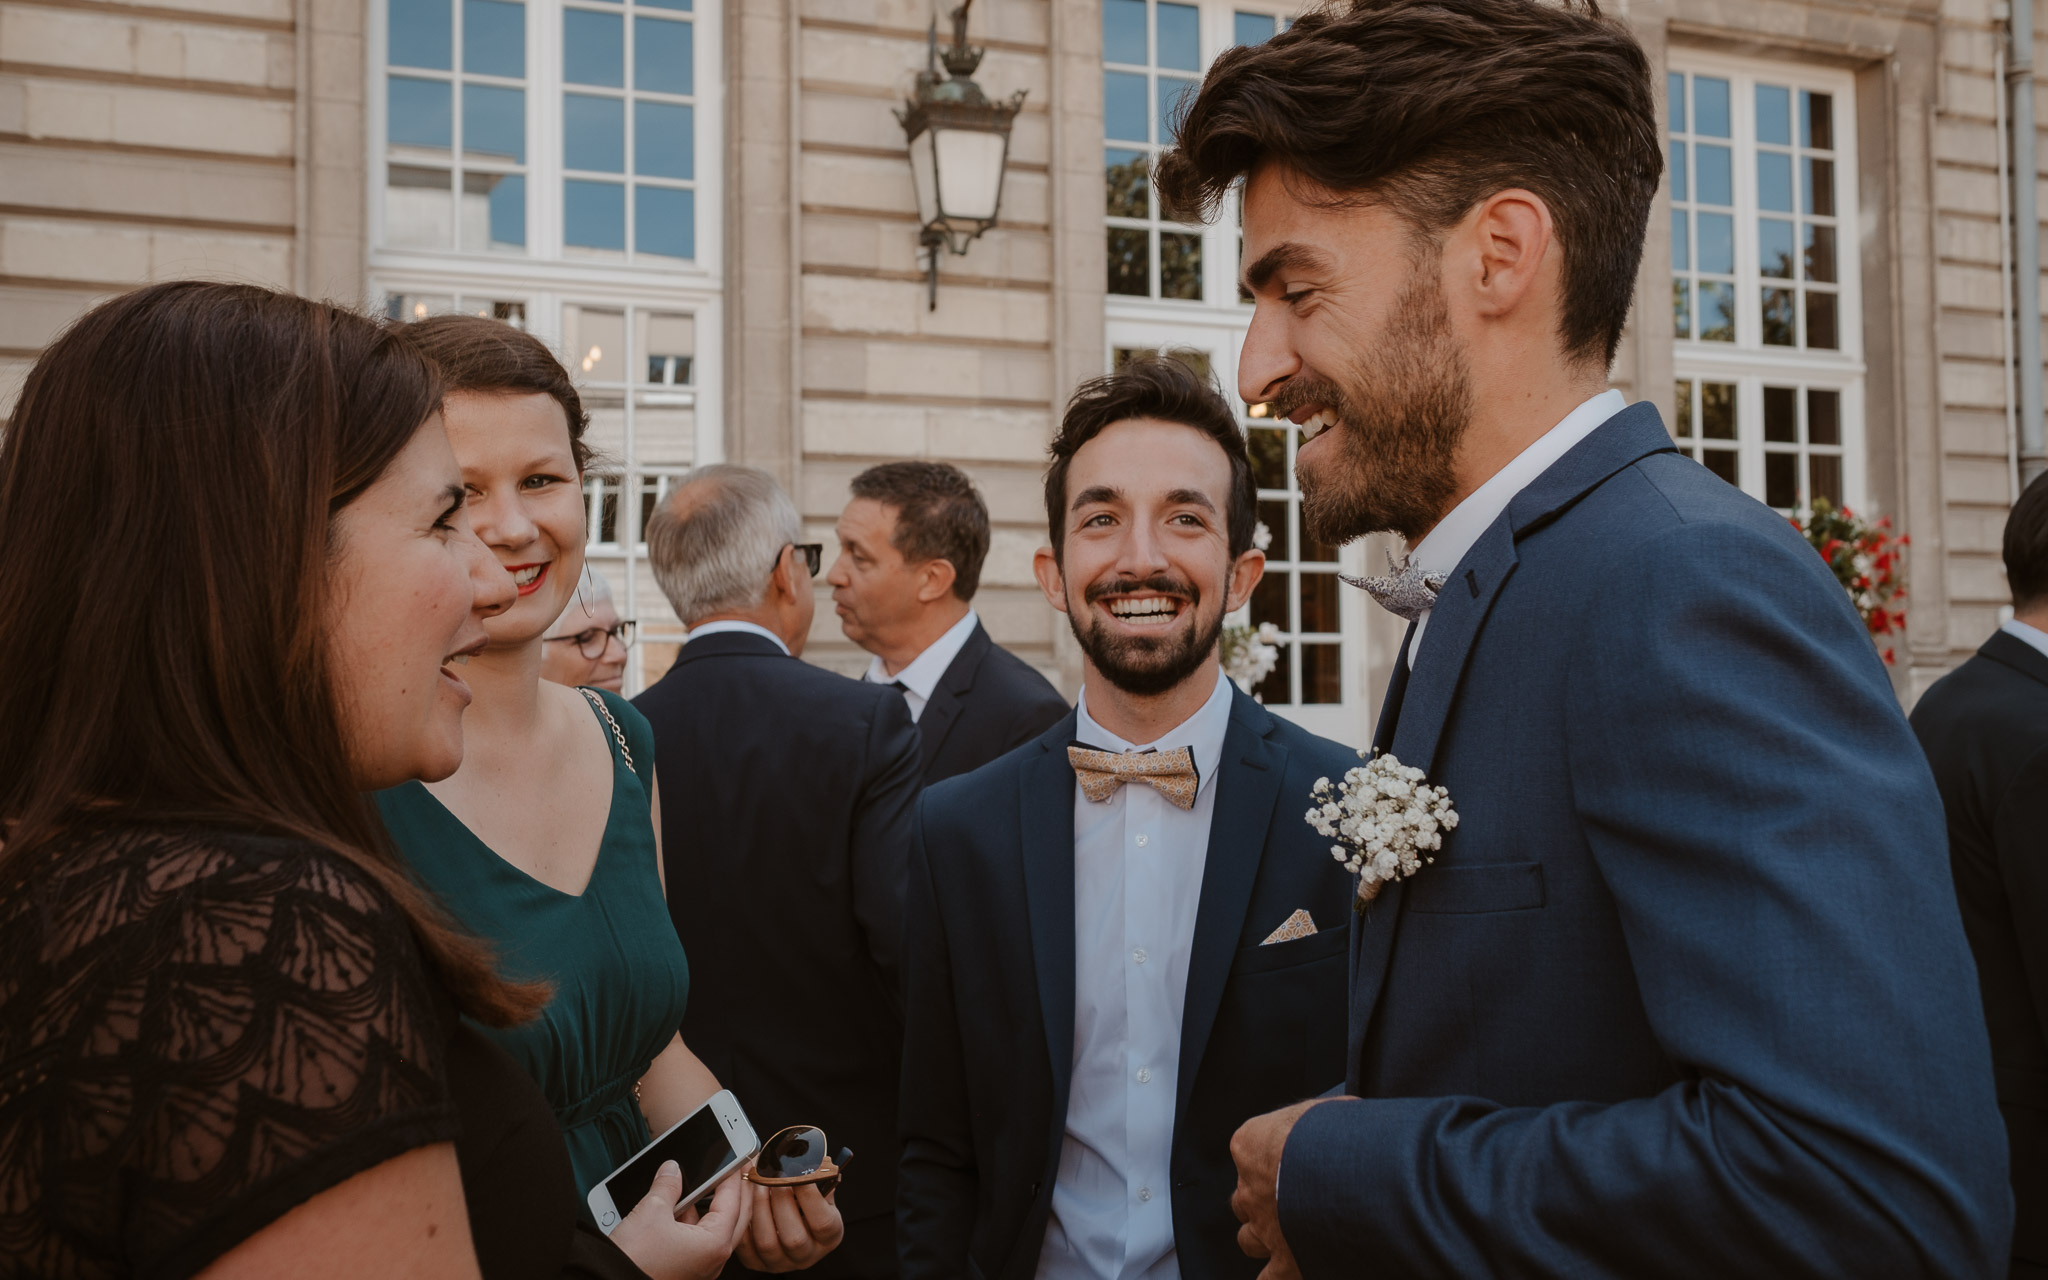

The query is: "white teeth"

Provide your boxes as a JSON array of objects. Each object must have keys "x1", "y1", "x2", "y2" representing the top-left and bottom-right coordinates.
[
  {"x1": 447, "y1": 653, "x2": 470, "y2": 666},
  {"x1": 1107, "y1": 595, "x2": 1179, "y2": 620},
  {"x1": 513, "y1": 565, "x2": 544, "y2": 586},
  {"x1": 1301, "y1": 410, "x2": 1338, "y2": 441}
]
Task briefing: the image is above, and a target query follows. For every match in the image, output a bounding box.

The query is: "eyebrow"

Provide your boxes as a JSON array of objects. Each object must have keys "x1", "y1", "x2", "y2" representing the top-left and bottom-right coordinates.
[
  {"x1": 1071, "y1": 484, "x2": 1122, "y2": 510},
  {"x1": 1242, "y1": 241, "x2": 1335, "y2": 294},
  {"x1": 1166, "y1": 488, "x2": 1217, "y2": 513}
]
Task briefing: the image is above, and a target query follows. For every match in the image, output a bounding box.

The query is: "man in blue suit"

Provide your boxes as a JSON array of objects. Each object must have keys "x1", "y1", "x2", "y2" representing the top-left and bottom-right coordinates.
[
  {"x1": 1151, "y1": 0, "x2": 2012, "y2": 1276},
  {"x1": 896, "y1": 356, "x2": 1358, "y2": 1280}
]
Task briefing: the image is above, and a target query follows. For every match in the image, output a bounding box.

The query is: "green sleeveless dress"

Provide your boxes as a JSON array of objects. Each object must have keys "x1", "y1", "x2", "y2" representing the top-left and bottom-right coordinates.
[{"x1": 376, "y1": 687, "x2": 690, "y2": 1217}]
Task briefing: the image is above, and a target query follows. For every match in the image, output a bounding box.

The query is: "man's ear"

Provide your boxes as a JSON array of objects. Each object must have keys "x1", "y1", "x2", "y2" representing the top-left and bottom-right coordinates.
[
  {"x1": 768, "y1": 546, "x2": 797, "y2": 605},
  {"x1": 1224, "y1": 548, "x2": 1266, "y2": 613},
  {"x1": 1460, "y1": 188, "x2": 1554, "y2": 318},
  {"x1": 1032, "y1": 544, "x2": 1070, "y2": 615},
  {"x1": 915, "y1": 557, "x2": 959, "y2": 605}
]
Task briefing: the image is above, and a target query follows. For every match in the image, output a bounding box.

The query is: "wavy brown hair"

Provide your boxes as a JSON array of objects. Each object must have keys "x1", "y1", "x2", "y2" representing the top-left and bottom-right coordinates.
[
  {"x1": 405, "y1": 314, "x2": 593, "y2": 472},
  {"x1": 0, "y1": 281, "x2": 547, "y2": 1027}
]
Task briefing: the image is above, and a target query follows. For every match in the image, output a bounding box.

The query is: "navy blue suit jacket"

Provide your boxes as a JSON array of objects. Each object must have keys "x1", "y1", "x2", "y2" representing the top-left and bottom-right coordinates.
[
  {"x1": 915, "y1": 620, "x2": 1070, "y2": 788},
  {"x1": 898, "y1": 687, "x2": 1356, "y2": 1280},
  {"x1": 1278, "y1": 403, "x2": 2011, "y2": 1277}
]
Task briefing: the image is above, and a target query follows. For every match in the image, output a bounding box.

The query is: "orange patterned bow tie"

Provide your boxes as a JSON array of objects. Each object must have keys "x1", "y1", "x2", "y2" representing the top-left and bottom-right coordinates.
[{"x1": 1066, "y1": 744, "x2": 1201, "y2": 811}]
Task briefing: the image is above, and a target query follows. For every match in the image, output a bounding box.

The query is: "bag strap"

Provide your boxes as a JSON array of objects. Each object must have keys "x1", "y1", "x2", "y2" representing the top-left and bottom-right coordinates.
[{"x1": 580, "y1": 688, "x2": 637, "y2": 776}]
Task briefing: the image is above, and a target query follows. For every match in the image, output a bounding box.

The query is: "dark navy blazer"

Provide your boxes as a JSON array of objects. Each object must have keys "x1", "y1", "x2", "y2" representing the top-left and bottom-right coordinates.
[
  {"x1": 1278, "y1": 404, "x2": 2011, "y2": 1277},
  {"x1": 897, "y1": 688, "x2": 1357, "y2": 1280}
]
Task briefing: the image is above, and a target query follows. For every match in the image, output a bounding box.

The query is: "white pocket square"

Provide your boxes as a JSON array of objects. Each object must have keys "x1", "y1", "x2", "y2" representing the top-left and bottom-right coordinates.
[{"x1": 1260, "y1": 908, "x2": 1318, "y2": 945}]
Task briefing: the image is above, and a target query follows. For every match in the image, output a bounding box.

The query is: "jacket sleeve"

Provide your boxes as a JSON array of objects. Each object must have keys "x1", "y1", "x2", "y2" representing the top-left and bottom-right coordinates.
[
  {"x1": 896, "y1": 795, "x2": 978, "y2": 1278},
  {"x1": 1277, "y1": 518, "x2": 2011, "y2": 1279},
  {"x1": 849, "y1": 688, "x2": 922, "y2": 1003},
  {"x1": 1996, "y1": 742, "x2": 2048, "y2": 1049}
]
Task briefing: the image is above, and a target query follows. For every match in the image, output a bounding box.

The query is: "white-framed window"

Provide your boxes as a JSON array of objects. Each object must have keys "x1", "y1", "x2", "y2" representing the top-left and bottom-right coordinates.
[{"x1": 1667, "y1": 54, "x2": 1865, "y2": 512}]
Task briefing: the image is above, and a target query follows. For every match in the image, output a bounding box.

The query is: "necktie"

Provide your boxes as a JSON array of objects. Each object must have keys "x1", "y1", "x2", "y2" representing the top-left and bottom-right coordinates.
[
  {"x1": 1066, "y1": 744, "x2": 1200, "y2": 810},
  {"x1": 1343, "y1": 550, "x2": 1446, "y2": 622}
]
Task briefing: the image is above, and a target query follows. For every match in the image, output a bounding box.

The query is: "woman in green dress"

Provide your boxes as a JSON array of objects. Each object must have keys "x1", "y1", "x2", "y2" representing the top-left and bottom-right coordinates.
[{"x1": 379, "y1": 316, "x2": 844, "y2": 1276}]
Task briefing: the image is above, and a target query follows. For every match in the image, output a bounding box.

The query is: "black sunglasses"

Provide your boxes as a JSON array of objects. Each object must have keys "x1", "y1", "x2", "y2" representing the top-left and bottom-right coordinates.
[
  {"x1": 787, "y1": 543, "x2": 823, "y2": 576},
  {"x1": 742, "y1": 1125, "x2": 851, "y2": 1198}
]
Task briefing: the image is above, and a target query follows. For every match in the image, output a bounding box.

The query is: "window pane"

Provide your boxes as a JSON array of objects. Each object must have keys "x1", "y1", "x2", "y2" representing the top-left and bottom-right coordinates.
[
  {"x1": 1694, "y1": 76, "x2": 1730, "y2": 137},
  {"x1": 565, "y1": 305, "x2": 626, "y2": 378},
  {"x1": 386, "y1": 291, "x2": 455, "y2": 320},
  {"x1": 1258, "y1": 498, "x2": 1292, "y2": 559},
  {"x1": 1761, "y1": 287, "x2": 1795, "y2": 346},
  {"x1": 1667, "y1": 71, "x2": 1686, "y2": 133},
  {"x1": 1671, "y1": 209, "x2": 1690, "y2": 270},
  {"x1": 385, "y1": 164, "x2": 452, "y2": 246},
  {"x1": 1803, "y1": 223, "x2": 1836, "y2": 283},
  {"x1": 1764, "y1": 451, "x2": 1798, "y2": 509},
  {"x1": 461, "y1": 170, "x2": 524, "y2": 249},
  {"x1": 1695, "y1": 144, "x2": 1731, "y2": 206},
  {"x1": 463, "y1": 0, "x2": 524, "y2": 76},
  {"x1": 1803, "y1": 90, "x2": 1833, "y2": 149},
  {"x1": 1669, "y1": 141, "x2": 1687, "y2": 201},
  {"x1": 390, "y1": 0, "x2": 451, "y2": 69},
  {"x1": 1299, "y1": 572, "x2": 1338, "y2": 633},
  {"x1": 1757, "y1": 150, "x2": 1793, "y2": 212},
  {"x1": 1698, "y1": 281, "x2": 1734, "y2": 341},
  {"x1": 1672, "y1": 278, "x2": 1691, "y2": 339},
  {"x1": 389, "y1": 77, "x2": 453, "y2": 149},
  {"x1": 1105, "y1": 149, "x2": 1147, "y2": 217},
  {"x1": 1157, "y1": 1, "x2": 1200, "y2": 69},
  {"x1": 1756, "y1": 84, "x2": 1792, "y2": 145},
  {"x1": 1805, "y1": 290, "x2": 1839, "y2": 350},
  {"x1": 1701, "y1": 381, "x2": 1736, "y2": 439},
  {"x1": 1248, "y1": 427, "x2": 1286, "y2": 490},
  {"x1": 1696, "y1": 212, "x2": 1733, "y2": 274},
  {"x1": 565, "y1": 9, "x2": 624, "y2": 87},
  {"x1": 565, "y1": 93, "x2": 625, "y2": 172},
  {"x1": 1157, "y1": 76, "x2": 1196, "y2": 146},
  {"x1": 1673, "y1": 379, "x2": 1694, "y2": 439},
  {"x1": 1160, "y1": 231, "x2": 1202, "y2": 299},
  {"x1": 1303, "y1": 526, "x2": 1337, "y2": 562},
  {"x1": 634, "y1": 100, "x2": 692, "y2": 178},
  {"x1": 640, "y1": 0, "x2": 689, "y2": 10},
  {"x1": 1105, "y1": 71, "x2": 1148, "y2": 142},
  {"x1": 1250, "y1": 570, "x2": 1289, "y2": 629},
  {"x1": 1810, "y1": 452, "x2": 1843, "y2": 507},
  {"x1": 1808, "y1": 388, "x2": 1841, "y2": 444},
  {"x1": 565, "y1": 179, "x2": 626, "y2": 249},
  {"x1": 463, "y1": 83, "x2": 524, "y2": 161},
  {"x1": 1107, "y1": 227, "x2": 1149, "y2": 295},
  {"x1": 1763, "y1": 385, "x2": 1797, "y2": 441},
  {"x1": 635, "y1": 16, "x2": 692, "y2": 95},
  {"x1": 1803, "y1": 157, "x2": 1835, "y2": 216},
  {"x1": 1759, "y1": 217, "x2": 1793, "y2": 278},
  {"x1": 1301, "y1": 642, "x2": 1343, "y2": 704},
  {"x1": 1104, "y1": 0, "x2": 1146, "y2": 64},
  {"x1": 1234, "y1": 11, "x2": 1276, "y2": 46},
  {"x1": 1702, "y1": 448, "x2": 1740, "y2": 486},
  {"x1": 1252, "y1": 642, "x2": 1291, "y2": 706},
  {"x1": 635, "y1": 185, "x2": 693, "y2": 258}
]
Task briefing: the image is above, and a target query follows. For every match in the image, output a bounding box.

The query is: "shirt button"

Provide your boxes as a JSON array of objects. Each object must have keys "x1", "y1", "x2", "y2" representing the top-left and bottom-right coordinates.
[
  {"x1": 1135, "y1": 834, "x2": 1149, "y2": 847},
  {"x1": 1138, "y1": 1187, "x2": 1153, "y2": 1203},
  {"x1": 1136, "y1": 1067, "x2": 1151, "y2": 1084},
  {"x1": 1133, "y1": 948, "x2": 1148, "y2": 965}
]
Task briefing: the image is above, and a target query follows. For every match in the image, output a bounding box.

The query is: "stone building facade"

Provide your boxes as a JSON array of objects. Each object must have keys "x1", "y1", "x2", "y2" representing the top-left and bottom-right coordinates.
[{"x1": 2, "y1": 0, "x2": 2038, "y2": 742}]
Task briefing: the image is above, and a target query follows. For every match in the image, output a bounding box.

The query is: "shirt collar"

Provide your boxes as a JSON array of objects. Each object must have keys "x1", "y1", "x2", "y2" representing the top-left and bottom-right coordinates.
[
  {"x1": 685, "y1": 619, "x2": 791, "y2": 656},
  {"x1": 863, "y1": 609, "x2": 979, "y2": 698},
  {"x1": 2001, "y1": 618, "x2": 2048, "y2": 664},
  {"x1": 1409, "y1": 389, "x2": 1627, "y2": 577},
  {"x1": 1073, "y1": 668, "x2": 1234, "y2": 800}
]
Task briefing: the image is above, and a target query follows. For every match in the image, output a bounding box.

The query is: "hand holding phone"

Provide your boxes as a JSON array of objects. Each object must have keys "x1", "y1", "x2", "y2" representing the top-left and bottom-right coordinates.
[
  {"x1": 589, "y1": 1089, "x2": 759, "y2": 1233},
  {"x1": 608, "y1": 1157, "x2": 752, "y2": 1280}
]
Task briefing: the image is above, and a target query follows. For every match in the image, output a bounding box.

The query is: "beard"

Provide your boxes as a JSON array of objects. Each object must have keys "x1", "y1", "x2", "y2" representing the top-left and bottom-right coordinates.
[
  {"x1": 1066, "y1": 572, "x2": 1224, "y2": 698},
  {"x1": 1278, "y1": 260, "x2": 1475, "y2": 546}
]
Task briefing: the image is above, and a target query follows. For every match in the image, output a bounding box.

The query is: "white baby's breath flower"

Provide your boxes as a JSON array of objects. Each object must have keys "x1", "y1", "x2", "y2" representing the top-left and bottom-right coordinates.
[{"x1": 1303, "y1": 750, "x2": 1458, "y2": 908}]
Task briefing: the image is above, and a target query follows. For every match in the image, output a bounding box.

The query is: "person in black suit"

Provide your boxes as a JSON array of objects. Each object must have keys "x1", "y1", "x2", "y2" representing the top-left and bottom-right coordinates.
[
  {"x1": 827, "y1": 461, "x2": 1069, "y2": 786},
  {"x1": 1913, "y1": 469, "x2": 2048, "y2": 1279},
  {"x1": 636, "y1": 464, "x2": 921, "y2": 1280},
  {"x1": 896, "y1": 358, "x2": 1357, "y2": 1280}
]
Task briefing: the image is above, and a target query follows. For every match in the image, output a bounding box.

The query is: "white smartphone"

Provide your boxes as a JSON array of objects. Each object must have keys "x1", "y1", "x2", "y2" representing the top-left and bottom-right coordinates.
[{"x1": 586, "y1": 1089, "x2": 760, "y2": 1234}]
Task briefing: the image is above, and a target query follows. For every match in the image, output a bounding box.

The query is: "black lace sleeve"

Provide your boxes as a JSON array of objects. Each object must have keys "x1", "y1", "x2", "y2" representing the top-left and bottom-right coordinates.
[{"x1": 0, "y1": 827, "x2": 464, "y2": 1280}]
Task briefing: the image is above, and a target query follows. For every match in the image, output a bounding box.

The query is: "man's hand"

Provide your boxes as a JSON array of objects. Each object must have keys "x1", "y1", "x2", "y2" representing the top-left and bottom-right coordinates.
[{"x1": 1230, "y1": 1099, "x2": 1324, "y2": 1280}]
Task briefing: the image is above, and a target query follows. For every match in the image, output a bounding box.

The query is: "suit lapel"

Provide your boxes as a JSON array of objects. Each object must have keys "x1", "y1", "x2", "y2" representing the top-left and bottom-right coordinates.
[
  {"x1": 1176, "y1": 691, "x2": 1283, "y2": 1122},
  {"x1": 1983, "y1": 628, "x2": 2048, "y2": 690},
  {"x1": 915, "y1": 624, "x2": 988, "y2": 775},
  {"x1": 1018, "y1": 718, "x2": 1080, "y2": 1106}
]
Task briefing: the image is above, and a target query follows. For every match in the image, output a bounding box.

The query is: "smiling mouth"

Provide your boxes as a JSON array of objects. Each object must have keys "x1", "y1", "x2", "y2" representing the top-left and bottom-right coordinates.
[
  {"x1": 508, "y1": 563, "x2": 549, "y2": 596},
  {"x1": 1297, "y1": 408, "x2": 1342, "y2": 443},
  {"x1": 1102, "y1": 594, "x2": 1186, "y2": 627}
]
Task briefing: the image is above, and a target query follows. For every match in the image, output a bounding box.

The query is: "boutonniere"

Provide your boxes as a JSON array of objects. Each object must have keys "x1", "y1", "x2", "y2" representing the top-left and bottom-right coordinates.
[{"x1": 1305, "y1": 751, "x2": 1458, "y2": 913}]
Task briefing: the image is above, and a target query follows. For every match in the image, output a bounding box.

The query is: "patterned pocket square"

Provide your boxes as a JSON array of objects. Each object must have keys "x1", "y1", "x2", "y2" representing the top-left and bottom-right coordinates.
[{"x1": 1260, "y1": 908, "x2": 1318, "y2": 945}]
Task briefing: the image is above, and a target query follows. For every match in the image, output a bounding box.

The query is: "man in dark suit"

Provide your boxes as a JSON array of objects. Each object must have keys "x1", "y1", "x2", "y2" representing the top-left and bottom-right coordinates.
[
  {"x1": 637, "y1": 464, "x2": 921, "y2": 1279},
  {"x1": 1155, "y1": 1, "x2": 2010, "y2": 1276},
  {"x1": 1913, "y1": 470, "x2": 2048, "y2": 1279},
  {"x1": 897, "y1": 357, "x2": 1357, "y2": 1280},
  {"x1": 828, "y1": 461, "x2": 1069, "y2": 786}
]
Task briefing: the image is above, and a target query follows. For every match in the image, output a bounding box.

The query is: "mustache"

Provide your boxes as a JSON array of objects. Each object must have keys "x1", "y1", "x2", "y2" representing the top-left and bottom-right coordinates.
[
  {"x1": 1083, "y1": 574, "x2": 1200, "y2": 607},
  {"x1": 1265, "y1": 376, "x2": 1351, "y2": 423}
]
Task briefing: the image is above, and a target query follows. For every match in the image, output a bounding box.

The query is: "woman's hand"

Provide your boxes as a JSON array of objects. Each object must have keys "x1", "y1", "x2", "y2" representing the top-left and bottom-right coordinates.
[
  {"x1": 609, "y1": 1160, "x2": 752, "y2": 1280},
  {"x1": 732, "y1": 1182, "x2": 844, "y2": 1273}
]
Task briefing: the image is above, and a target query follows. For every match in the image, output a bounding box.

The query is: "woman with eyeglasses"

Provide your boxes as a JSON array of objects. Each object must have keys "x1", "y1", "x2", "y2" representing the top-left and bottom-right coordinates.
[
  {"x1": 376, "y1": 315, "x2": 844, "y2": 1276},
  {"x1": 0, "y1": 281, "x2": 748, "y2": 1279},
  {"x1": 541, "y1": 566, "x2": 635, "y2": 693}
]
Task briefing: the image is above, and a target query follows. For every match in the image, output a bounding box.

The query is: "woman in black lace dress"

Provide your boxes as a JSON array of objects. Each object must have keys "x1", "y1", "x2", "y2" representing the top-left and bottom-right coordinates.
[{"x1": 0, "y1": 282, "x2": 749, "y2": 1280}]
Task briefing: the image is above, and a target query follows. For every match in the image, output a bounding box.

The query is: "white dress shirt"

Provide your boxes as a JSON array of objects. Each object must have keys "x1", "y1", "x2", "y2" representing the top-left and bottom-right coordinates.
[
  {"x1": 2001, "y1": 617, "x2": 2048, "y2": 663},
  {"x1": 684, "y1": 619, "x2": 790, "y2": 655},
  {"x1": 862, "y1": 608, "x2": 979, "y2": 723},
  {"x1": 1036, "y1": 670, "x2": 1235, "y2": 1280},
  {"x1": 1404, "y1": 389, "x2": 1628, "y2": 669}
]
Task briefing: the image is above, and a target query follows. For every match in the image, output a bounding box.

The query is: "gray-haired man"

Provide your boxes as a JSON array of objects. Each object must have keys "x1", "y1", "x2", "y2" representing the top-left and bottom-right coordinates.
[{"x1": 634, "y1": 464, "x2": 920, "y2": 1280}]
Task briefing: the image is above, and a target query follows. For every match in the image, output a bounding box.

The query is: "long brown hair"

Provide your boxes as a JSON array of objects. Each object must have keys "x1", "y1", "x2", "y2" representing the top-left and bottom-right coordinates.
[{"x1": 0, "y1": 281, "x2": 546, "y2": 1027}]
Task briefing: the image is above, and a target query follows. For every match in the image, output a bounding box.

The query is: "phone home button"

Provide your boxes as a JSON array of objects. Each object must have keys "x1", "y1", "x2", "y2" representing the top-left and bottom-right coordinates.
[{"x1": 600, "y1": 1209, "x2": 617, "y2": 1228}]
